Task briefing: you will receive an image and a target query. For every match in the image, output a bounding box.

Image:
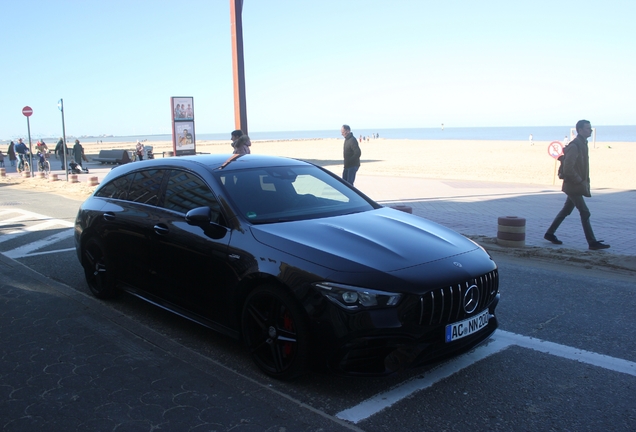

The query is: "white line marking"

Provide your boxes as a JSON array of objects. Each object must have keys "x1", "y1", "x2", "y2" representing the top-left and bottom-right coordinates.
[
  {"x1": 0, "y1": 209, "x2": 73, "y2": 245},
  {"x1": 336, "y1": 336, "x2": 512, "y2": 423},
  {"x1": 4, "y1": 228, "x2": 74, "y2": 259},
  {"x1": 336, "y1": 330, "x2": 636, "y2": 424},
  {"x1": 10, "y1": 247, "x2": 76, "y2": 258},
  {"x1": 496, "y1": 330, "x2": 636, "y2": 377}
]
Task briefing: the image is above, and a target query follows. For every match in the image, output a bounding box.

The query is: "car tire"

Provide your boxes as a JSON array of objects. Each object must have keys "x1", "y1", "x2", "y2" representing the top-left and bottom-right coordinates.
[
  {"x1": 82, "y1": 237, "x2": 118, "y2": 299},
  {"x1": 241, "y1": 284, "x2": 310, "y2": 380}
]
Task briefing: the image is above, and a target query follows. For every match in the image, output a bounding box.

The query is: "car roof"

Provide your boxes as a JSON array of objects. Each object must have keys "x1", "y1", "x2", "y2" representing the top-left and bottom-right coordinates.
[{"x1": 107, "y1": 154, "x2": 313, "y2": 177}]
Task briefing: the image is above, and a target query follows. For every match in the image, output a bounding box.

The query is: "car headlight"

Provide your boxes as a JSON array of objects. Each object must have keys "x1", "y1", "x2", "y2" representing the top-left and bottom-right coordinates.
[{"x1": 314, "y1": 282, "x2": 402, "y2": 311}]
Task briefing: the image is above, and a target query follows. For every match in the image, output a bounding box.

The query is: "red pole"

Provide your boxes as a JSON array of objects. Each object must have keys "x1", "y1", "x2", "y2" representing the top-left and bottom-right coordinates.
[{"x1": 230, "y1": 0, "x2": 248, "y2": 135}]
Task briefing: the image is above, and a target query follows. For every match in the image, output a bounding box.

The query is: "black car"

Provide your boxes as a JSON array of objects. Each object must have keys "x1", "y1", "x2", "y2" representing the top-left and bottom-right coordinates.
[{"x1": 75, "y1": 154, "x2": 499, "y2": 379}]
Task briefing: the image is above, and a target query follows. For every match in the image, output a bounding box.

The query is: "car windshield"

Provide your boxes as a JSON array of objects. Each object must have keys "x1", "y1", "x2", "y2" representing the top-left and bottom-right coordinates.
[{"x1": 215, "y1": 165, "x2": 375, "y2": 223}]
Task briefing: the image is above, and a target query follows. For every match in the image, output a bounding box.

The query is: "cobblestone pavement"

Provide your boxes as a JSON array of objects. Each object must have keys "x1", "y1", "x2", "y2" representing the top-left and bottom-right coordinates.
[{"x1": 0, "y1": 254, "x2": 358, "y2": 432}]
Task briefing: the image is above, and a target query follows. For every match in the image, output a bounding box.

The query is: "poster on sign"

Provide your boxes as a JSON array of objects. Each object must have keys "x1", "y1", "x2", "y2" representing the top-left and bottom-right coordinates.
[
  {"x1": 172, "y1": 97, "x2": 194, "y2": 121},
  {"x1": 171, "y1": 97, "x2": 196, "y2": 155},
  {"x1": 175, "y1": 121, "x2": 195, "y2": 154}
]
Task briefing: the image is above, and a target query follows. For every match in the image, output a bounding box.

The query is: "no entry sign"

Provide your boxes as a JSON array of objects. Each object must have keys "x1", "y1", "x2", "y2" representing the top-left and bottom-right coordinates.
[{"x1": 22, "y1": 106, "x2": 33, "y2": 117}]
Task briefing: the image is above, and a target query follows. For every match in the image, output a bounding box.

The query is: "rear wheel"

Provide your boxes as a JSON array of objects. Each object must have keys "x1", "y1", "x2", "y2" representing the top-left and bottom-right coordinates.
[
  {"x1": 82, "y1": 237, "x2": 118, "y2": 299},
  {"x1": 242, "y1": 284, "x2": 310, "y2": 380}
]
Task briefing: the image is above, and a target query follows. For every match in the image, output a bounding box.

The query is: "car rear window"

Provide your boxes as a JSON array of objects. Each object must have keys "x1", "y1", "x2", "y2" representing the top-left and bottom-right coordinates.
[
  {"x1": 127, "y1": 169, "x2": 166, "y2": 205},
  {"x1": 162, "y1": 170, "x2": 220, "y2": 215}
]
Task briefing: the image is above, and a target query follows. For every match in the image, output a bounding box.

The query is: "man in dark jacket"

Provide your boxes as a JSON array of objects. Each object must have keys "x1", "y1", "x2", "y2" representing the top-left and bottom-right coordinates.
[
  {"x1": 340, "y1": 124, "x2": 361, "y2": 185},
  {"x1": 14, "y1": 139, "x2": 29, "y2": 173},
  {"x1": 544, "y1": 120, "x2": 609, "y2": 250},
  {"x1": 55, "y1": 138, "x2": 67, "y2": 169}
]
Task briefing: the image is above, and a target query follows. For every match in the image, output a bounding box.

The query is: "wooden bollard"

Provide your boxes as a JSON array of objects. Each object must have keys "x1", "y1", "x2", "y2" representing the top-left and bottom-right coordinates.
[
  {"x1": 0, "y1": 168, "x2": 6, "y2": 177},
  {"x1": 87, "y1": 176, "x2": 99, "y2": 187},
  {"x1": 49, "y1": 174, "x2": 59, "y2": 182},
  {"x1": 22, "y1": 170, "x2": 31, "y2": 178},
  {"x1": 70, "y1": 174, "x2": 79, "y2": 183},
  {"x1": 37, "y1": 171, "x2": 46, "y2": 179},
  {"x1": 497, "y1": 216, "x2": 526, "y2": 248}
]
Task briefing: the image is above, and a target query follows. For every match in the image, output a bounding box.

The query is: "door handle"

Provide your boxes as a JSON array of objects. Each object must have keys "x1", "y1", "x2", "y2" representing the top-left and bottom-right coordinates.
[
  {"x1": 103, "y1": 212, "x2": 115, "y2": 221},
  {"x1": 154, "y1": 224, "x2": 169, "y2": 235}
]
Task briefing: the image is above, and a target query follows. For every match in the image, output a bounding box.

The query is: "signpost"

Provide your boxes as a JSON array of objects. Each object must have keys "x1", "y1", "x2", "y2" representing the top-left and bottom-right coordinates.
[
  {"x1": 548, "y1": 141, "x2": 564, "y2": 185},
  {"x1": 58, "y1": 99, "x2": 69, "y2": 181},
  {"x1": 22, "y1": 106, "x2": 34, "y2": 175}
]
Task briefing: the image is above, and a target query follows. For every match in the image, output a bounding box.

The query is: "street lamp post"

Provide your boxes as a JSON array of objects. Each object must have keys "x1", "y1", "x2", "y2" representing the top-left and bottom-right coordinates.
[{"x1": 58, "y1": 99, "x2": 69, "y2": 181}]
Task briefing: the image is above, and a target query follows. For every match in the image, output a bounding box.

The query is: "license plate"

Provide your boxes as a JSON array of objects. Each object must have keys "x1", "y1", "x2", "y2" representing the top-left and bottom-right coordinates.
[{"x1": 445, "y1": 310, "x2": 490, "y2": 343}]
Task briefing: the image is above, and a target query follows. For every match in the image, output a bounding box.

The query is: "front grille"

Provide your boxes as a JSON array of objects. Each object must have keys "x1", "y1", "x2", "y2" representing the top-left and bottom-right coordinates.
[{"x1": 419, "y1": 269, "x2": 498, "y2": 325}]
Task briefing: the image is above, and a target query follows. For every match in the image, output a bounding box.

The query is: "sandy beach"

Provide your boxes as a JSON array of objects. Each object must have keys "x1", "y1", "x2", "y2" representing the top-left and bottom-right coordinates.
[
  {"x1": 87, "y1": 138, "x2": 635, "y2": 190},
  {"x1": 2, "y1": 138, "x2": 634, "y2": 194}
]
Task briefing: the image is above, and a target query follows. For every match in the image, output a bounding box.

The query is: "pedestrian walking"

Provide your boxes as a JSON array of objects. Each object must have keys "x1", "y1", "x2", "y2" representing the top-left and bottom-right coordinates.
[
  {"x1": 341, "y1": 124, "x2": 361, "y2": 185},
  {"x1": 136, "y1": 140, "x2": 145, "y2": 161},
  {"x1": 544, "y1": 120, "x2": 610, "y2": 250},
  {"x1": 73, "y1": 140, "x2": 85, "y2": 169},
  {"x1": 230, "y1": 130, "x2": 251, "y2": 155},
  {"x1": 7, "y1": 141, "x2": 17, "y2": 167},
  {"x1": 55, "y1": 138, "x2": 67, "y2": 169}
]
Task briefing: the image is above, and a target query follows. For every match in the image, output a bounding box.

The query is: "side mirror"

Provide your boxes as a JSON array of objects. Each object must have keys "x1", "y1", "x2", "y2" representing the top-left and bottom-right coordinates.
[
  {"x1": 185, "y1": 206, "x2": 228, "y2": 240},
  {"x1": 185, "y1": 206, "x2": 211, "y2": 225}
]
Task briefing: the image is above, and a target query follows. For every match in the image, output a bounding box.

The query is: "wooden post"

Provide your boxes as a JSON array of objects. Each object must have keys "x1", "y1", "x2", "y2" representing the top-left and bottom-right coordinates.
[{"x1": 230, "y1": 0, "x2": 248, "y2": 135}]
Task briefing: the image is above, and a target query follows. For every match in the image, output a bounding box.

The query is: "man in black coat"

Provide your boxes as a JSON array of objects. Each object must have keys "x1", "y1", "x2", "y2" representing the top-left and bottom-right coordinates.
[
  {"x1": 55, "y1": 138, "x2": 68, "y2": 169},
  {"x1": 340, "y1": 124, "x2": 361, "y2": 185},
  {"x1": 544, "y1": 120, "x2": 610, "y2": 250}
]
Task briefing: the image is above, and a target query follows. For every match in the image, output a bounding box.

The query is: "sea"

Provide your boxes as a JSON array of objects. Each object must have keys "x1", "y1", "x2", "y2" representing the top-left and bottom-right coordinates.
[{"x1": 3, "y1": 125, "x2": 635, "y2": 145}]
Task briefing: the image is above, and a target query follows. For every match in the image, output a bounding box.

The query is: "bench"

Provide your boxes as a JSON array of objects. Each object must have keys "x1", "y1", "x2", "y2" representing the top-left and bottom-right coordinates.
[{"x1": 93, "y1": 149, "x2": 132, "y2": 165}]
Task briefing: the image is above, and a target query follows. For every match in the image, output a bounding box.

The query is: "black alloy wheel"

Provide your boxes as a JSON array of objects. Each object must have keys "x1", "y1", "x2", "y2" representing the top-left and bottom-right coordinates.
[
  {"x1": 82, "y1": 237, "x2": 118, "y2": 299},
  {"x1": 242, "y1": 284, "x2": 310, "y2": 380}
]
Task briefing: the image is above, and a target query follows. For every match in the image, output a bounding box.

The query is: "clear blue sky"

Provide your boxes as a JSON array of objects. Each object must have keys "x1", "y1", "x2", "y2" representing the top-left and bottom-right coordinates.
[{"x1": 2, "y1": 0, "x2": 634, "y2": 139}]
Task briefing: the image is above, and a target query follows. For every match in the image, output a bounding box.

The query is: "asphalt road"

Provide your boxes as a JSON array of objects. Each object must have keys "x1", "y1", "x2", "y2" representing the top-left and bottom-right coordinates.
[{"x1": 1, "y1": 186, "x2": 635, "y2": 431}]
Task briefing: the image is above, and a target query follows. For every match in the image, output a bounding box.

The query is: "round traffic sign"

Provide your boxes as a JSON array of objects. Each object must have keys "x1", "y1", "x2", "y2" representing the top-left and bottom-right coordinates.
[
  {"x1": 547, "y1": 141, "x2": 564, "y2": 159},
  {"x1": 22, "y1": 106, "x2": 33, "y2": 117}
]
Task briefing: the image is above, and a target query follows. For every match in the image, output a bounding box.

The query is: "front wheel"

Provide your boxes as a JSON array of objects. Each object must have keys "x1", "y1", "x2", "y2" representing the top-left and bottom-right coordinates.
[
  {"x1": 242, "y1": 284, "x2": 310, "y2": 380},
  {"x1": 82, "y1": 237, "x2": 118, "y2": 299}
]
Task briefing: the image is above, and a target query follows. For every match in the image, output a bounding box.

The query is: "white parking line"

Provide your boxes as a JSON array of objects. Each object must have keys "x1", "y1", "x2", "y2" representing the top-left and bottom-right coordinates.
[
  {"x1": 336, "y1": 330, "x2": 636, "y2": 424},
  {"x1": 496, "y1": 330, "x2": 636, "y2": 377},
  {"x1": 0, "y1": 208, "x2": 75, "y2": 256},
  {"x1": 4, "y1": 229, "x2": 75, "y2": 258}
]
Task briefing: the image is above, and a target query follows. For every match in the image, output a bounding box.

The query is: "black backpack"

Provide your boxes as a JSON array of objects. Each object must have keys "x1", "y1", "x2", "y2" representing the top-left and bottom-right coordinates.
[{"x1": 557, "y1": 154, "x2": 565, "y2": 179}]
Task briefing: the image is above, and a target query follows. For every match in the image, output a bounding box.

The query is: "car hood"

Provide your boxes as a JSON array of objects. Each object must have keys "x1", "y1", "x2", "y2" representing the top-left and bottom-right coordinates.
[{"x1": 250, "y1": 207, "x2": 481, "y2": 273}]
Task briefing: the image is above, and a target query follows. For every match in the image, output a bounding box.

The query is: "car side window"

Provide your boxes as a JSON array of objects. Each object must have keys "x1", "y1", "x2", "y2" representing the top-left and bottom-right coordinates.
[
  {"x1": 94, "y1": 173, "x2": 135, "y2": 200},
  {"x1": 127, "y1": 169, "x2": 166, "y2": 205},
  {"x1": 162, "y1": 170, "x2": 222, "y2": 218}
]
